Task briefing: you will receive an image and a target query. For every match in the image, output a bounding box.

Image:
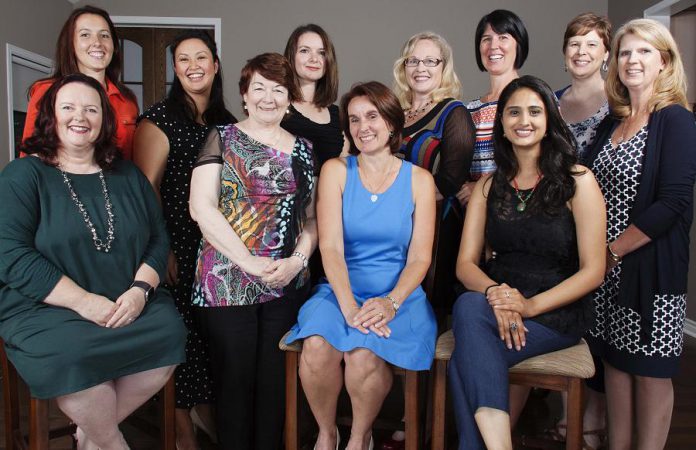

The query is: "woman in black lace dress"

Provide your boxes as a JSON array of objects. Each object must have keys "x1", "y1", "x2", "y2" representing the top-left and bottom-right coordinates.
[
  {"x1": 448, "y1": 76, "x2": 606, "y2": 450},
  {"x1": 133, "y1": 30, "x2": 235, "y2": 449}
]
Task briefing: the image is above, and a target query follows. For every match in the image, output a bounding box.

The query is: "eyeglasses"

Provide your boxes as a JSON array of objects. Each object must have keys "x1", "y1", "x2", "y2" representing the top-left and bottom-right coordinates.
[{"x1": 404, "y1": 57, "x2": 443, "y2": 67}]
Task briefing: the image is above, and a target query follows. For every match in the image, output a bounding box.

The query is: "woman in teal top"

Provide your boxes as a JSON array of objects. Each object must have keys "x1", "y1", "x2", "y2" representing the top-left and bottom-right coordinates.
[{"x1": 0, "y1": 74, "x2": 186, "y2": 450}]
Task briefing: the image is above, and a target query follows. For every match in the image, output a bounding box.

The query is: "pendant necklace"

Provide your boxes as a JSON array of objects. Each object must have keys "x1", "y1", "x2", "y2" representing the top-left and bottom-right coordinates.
[
  {"x1": 59, "y1": 165, "x2": 116, "y2": 252},
  {"x1": 405, "y1": 100, "x2": 433, "y2": 121},
  {"x1": 358, "y1": 155, "x2": 394, "y2": 202},
  {"x1": 512, "y1": 173, "x2": 542, "y2": 213}
]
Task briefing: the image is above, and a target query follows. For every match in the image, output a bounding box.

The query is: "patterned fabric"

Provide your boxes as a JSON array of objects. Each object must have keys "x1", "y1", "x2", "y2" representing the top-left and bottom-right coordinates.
[
  {"x1": 555, "y1": 86, "x2": 609, "y2": 161},
  {"x1": 192, "y1": 125, "x2": 313, "y2": 307},
  {"x1": 589, "y1": 127, "x2": 685, "y2": 359},
  {"x1": 466, "y1": 98, "x2": 497, "y2": 180}
]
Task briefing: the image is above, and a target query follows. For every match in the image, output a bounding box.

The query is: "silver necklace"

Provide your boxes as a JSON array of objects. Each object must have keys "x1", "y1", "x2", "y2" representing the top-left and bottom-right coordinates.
[
  {"x1": 358, "y1": 155, "x2": 395, "y2": 202},
  {"x1": 59, "y1": 166, "x2": 115, "y2": 252}
]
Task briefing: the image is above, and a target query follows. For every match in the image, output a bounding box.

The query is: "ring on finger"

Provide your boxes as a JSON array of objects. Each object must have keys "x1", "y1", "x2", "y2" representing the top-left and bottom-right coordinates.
[
  {"x1": 509, "y1": 322, "x2": 518, "y2": 332},
  {"x1": 505, "y1": 291, "x2": 511, "y2": 299},
  {"x1": 128, "y1": 317, "x2": 134, "y2": 323},
  {"x1": 377, "y1": 312, "x2": 384, "y2": 320}
]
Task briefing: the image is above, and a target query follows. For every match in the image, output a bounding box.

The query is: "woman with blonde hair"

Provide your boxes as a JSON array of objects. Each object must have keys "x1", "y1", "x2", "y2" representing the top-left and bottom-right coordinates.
[{"x1": 584, "y1": 18, "x2": 696, "y2": 449}]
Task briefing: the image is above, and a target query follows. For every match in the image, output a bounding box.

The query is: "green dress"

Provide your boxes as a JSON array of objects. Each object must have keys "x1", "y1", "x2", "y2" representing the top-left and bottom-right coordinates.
[{"x1": 0, "y1": 157, "x2": 187, "y2": 399}]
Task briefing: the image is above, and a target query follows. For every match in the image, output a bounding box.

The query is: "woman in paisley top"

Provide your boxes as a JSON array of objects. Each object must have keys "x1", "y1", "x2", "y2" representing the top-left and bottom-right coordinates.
[
  {"x1": 584, "y1": 20, "x2": 696, "y2": 450},
  {"x1": 189, "y1": 53, "x2": 315, "y2": 450},
  {"x1": 133, "y1": 30, "x2": 235, "y2": 449},
  {"x1": 556, "y1": 13, "x2": 612, "y2": 162}
]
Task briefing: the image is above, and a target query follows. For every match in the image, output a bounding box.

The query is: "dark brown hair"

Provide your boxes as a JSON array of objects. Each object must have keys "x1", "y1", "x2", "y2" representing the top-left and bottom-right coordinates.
[
  {"x1": 563, "y1": 12, "x2": 612, "y2": 53},
  {"x1": 284, "y1": 24, "x2": 339, "y2": 108},
  {"x1": 21, "y1": 73, "x2": 118, "y2": 169},
  {"x1": 474, "y1": 9, "x2": 529, "y2": 72},
  {"x1": 238, "y1": 53, "x2": 301, "y2": 114},
  {"x1": 340, "y1": 81, "x2": 404, "y2": 155},
  {"x1": 41, "y1": 5, "x2": 136, "y2": 104}
]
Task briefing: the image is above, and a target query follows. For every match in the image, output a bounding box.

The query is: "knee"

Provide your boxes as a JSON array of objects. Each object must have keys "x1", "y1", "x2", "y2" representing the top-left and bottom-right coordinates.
[
  {"x1": 344, "y1": 348, "x2": 386, "y2": 378},
  {"x1": 300, "y1": 336, "x2": 340, "y2": 376},
  {"x1": 451, "y1": 292, "x2": 489, "y2": 330}
]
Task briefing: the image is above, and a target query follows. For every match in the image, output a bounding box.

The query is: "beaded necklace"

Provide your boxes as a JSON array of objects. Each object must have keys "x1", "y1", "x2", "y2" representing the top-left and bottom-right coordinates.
[{"x1": 512, "y1": 174, "x2": 542, "y2": 213}]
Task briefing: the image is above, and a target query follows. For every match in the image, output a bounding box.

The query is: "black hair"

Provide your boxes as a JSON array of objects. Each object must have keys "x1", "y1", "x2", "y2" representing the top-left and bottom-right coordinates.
[
  {"x1": 166, "y1": 29, "x2": 235, "y2": 125},
  {"x1": 489, "y1": 75, "x2": 580, "y2": 212},
  {"x1": 474, "y1": 9, "x2": 529, "y2": 72}
]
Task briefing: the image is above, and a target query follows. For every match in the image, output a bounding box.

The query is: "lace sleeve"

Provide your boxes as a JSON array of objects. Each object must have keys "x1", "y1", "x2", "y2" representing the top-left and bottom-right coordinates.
[
  {"x1": 194, "y1": 127, "x2": 225, "y2": 167},
  {"x1": 434, "y1": 105, "x2": 476, "y2": 196}
]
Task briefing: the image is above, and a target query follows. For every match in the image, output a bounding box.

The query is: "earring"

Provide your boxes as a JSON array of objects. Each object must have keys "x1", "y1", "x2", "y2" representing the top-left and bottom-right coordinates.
[
  {"x1": 601, "y1": 60, "x2": 608, "y2": 72},
  {"x1": 563, "y1": 65, "x2": 568, "y2": 72},
  {"x1": 389, "y1": 131, "x2": 394, "y2": 138},
  {"x1": 243, "y1": 103, "x2": 248, "y2": 110},
  {"x1": 286, "y1": 108, "x2": 291, "y2": 114}
]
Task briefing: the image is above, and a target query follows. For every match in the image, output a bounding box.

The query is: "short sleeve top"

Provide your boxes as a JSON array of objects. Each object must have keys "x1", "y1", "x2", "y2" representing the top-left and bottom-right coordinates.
[{"x1": 281, "y1": 104, "x2": 344, "y2": 173}]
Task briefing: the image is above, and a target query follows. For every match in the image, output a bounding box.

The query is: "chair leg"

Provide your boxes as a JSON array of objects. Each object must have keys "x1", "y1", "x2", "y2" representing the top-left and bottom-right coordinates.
[
  {"x1": 285, "y1": 351, "x2": 300, "y2": 450},
  {"x1": 1, "y1": 342, "x2": 21, "y2": 450},
  {"x1": 431, "y1": 360, "x2": 447, "y2": 450},
  {"x1": 404, "y1": 370, "x2": 419, "y2": 450},
  {"x1": 565, "y1": 378, "x2": 584, "y2": 450},
  {"x1": 160, "y1": 375, "x2": 176, "y2": 450},
  {"x1": 29, "y1": 398, "x2": 49, "y2": 450}
]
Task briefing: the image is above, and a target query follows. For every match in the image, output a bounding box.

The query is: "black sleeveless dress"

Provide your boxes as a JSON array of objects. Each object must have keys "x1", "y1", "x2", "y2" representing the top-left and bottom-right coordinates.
[{"x1": 485, "y1": 183, "x2": 594, "y2": 337}]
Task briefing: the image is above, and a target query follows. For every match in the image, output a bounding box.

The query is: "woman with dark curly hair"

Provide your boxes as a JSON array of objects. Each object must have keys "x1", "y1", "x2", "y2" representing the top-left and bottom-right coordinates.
[
  {"x1": 449, "y1": 75, "x2": 606, "y2": 450},
  {"x1": 0, "y1": 73, "x2": 186, "y2": 450}
]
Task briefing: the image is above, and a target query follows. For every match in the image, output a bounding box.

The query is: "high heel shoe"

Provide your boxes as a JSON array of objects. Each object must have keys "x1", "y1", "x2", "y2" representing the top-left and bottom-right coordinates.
[
  {"x1": 314, "y1": 426, "x2": 340, "y2": 450},
  {"x1": 190, "y1": 407, "x2": 217, "y2": 443}
]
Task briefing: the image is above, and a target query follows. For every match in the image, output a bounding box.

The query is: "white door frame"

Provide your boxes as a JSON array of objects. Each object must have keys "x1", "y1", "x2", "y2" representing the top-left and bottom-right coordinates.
[
  {"x1": 5, "y1": 44, "x2": 53, "y2": 161},
  {"x1": 645, "y1": 0, "x2": 696, "y2": 27}
]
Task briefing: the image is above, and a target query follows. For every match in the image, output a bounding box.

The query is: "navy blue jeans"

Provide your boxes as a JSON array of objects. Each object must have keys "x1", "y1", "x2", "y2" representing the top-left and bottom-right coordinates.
[{"x1": 449, "y1": 292, "x2": 579, "y2": 449}]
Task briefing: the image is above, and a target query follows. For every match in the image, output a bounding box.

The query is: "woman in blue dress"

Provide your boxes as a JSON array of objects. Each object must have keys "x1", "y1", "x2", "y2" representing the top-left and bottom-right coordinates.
[{"x1": 286, "y1": 81, "x2": 437, "y2": 450}]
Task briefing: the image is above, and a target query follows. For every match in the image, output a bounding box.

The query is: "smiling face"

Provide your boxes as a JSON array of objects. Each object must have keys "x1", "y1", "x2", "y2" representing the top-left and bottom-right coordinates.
[
  {"x1": 564, "y1": 29, "x2": 608, "y2": 79},
  {"x1": 174, "y1": 38, "x2": 218, "y2": 97},
  {"x1": 294, "y1": 31, "x2": 326, "y2": 83},
  {"x1": 348, "y1": 96, "x2": 392, "y2": 155},
  {"x1": 501, "y1": 87, "x2": 547, "y2": 152},
  {"x1": 617, "y1": 33, "x2": 665, "y2": 95},
  {"x1": 479, "y1": 23, "x2": 518, "y2": 76},
  {"x1": 404, "y1": 39, "x2": 444, "y2": 99},
  {"x1": 243, "y1": 72, "x2": 290, "y2": 125},
  {"x1": 55, "y1": 82, "x2": 103, "y2": 152},
  {"x1": 73, "y1": 13, "x2": 114, "y2": 77}
]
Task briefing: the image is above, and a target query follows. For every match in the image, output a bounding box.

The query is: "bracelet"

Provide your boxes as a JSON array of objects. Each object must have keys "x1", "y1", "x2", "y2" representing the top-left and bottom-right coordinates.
[
  {"x1": 385, "y1": 294, "x2": 400, "y2": 314},
  {"x1": 607, "y1": 243, "x2": 621, "y2": 263},
  {"x1": 484, "y1": 283, "x2": 500, "y2": 296},
  {"x1": 291, "y1": 251, "x2": 308, "y2": 268}
]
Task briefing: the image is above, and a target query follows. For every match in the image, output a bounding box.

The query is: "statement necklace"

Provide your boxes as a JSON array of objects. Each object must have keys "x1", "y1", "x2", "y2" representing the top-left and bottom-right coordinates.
[
  {"x1": 512, "y1": 174, "x2": 542, "y2": 213},
  {"x1": 405, "y1": 100, "x2": 433, "y2": 121},
  {"x1": 358, "y1": 155, "x2": 395, "y2": 202},
  {"x1": 59, "y1": 166, "x2": 115, "y2": 252}
]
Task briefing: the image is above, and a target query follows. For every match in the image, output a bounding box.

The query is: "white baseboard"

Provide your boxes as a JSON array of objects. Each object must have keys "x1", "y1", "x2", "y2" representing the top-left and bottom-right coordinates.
[{"x1": 685, "y1": 318, "x2": 696, "y2": 339}]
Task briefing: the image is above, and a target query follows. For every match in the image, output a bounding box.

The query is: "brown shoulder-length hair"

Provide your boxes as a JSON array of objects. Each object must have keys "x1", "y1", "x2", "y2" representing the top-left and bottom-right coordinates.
[
  {"x1": 238, "y1": 52, "x2": 301, "y2": 114},
  {"x1": 41, "y1": 5, "x2": 136, "y2": 104},
  {"x1": 340, "y1": 81, "x2": 404, "y2": 155},
  {"x1": 284, "y1": 24, "x2": 339, "y2": 108},
  {"x1": 21, "y1": 73, "x2": 118, "y2": 169}
]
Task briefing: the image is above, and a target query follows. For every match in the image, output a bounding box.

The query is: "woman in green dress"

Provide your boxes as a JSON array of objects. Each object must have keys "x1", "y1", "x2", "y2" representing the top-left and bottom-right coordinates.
[{"x1": 0, "y1": 73, "x2": 187, "y2": 450}]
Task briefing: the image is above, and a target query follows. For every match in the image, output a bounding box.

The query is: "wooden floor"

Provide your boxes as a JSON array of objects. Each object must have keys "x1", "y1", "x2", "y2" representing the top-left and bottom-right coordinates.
[{"x1": 1, "y1": 336, "x2": 695, "y2": 449}]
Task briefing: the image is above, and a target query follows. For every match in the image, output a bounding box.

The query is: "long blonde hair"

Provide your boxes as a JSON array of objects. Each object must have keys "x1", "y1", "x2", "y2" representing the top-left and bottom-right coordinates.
[
  {"x1": 392, "y1": 32, "x2": 461, "y2": 109},
  {"x1": 606, "y1": 18, "x2": 689, "y2": 117}
]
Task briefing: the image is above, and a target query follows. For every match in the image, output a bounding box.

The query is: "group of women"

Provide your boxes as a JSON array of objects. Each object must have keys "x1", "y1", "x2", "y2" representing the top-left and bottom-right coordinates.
[{"x1": 0, "y1": 4, "x2": 694, "y2": 450}]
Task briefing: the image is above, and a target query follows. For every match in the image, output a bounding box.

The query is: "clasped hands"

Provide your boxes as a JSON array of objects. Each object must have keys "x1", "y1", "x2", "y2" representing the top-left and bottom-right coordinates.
[
  {"x1": 486, "y1": 283, "x2": 532, "y2": 351},
  {"x1": 76, "y1": 288, "x2": 147, "y2": 329},
  {"x1": 245, "y1": 255, "x2": 304, "y2": 289},
  {"x1": 345, "y1": 297, "x2": 395, "y2": 338}
]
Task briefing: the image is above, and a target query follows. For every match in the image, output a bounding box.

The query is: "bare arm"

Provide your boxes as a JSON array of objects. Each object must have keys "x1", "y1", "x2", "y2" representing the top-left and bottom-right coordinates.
[{"x1": 132, "y1": 119, "x2": 169, "y2": 201}]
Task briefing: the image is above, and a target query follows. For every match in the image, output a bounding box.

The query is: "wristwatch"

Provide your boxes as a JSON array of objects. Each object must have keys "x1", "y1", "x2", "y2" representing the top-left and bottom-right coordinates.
[{"x1": 130, "y1": 281, "x2": 155, "y2": 303}]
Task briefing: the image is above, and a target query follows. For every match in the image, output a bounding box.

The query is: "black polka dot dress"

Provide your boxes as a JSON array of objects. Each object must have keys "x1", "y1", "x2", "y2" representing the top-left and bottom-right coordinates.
[{"x1": 140, "y1": 101, "x2": 233, "y2": 408}]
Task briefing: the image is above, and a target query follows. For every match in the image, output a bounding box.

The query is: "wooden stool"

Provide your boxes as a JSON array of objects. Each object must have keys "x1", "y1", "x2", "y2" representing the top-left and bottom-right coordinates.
[
  {"x1": 431, "y1": 331, "x2": 595, "y2": 450},
  {"x1": 1, "y1": 339, "x2": 176, "y2": 450}
]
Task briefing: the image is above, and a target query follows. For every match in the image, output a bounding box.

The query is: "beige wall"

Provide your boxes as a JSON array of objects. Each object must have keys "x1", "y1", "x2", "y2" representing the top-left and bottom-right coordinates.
[
  {"x1": 74, "y1": 0, "x2": 606, "y2": 119},
  {"x1": 0, "y1": 0, "x2": 72, "y2": 169},
  {"x1": 607, "y1": 0, "x2": 654, "y2": 28}
]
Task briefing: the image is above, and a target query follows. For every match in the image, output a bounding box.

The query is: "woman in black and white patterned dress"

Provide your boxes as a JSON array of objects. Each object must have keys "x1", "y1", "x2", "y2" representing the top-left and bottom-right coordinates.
[
  {"x1": 133, "y1": 30, "x2": 235, "y2": 449},
  {"x1": 584, "y1": 19, "x2": 696, "y2": 450}
]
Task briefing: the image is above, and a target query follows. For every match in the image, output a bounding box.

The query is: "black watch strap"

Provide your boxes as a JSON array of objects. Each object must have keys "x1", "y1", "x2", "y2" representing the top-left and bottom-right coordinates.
[{"x1": 130, "y1": 281, "x2": 155, "y2": 302}]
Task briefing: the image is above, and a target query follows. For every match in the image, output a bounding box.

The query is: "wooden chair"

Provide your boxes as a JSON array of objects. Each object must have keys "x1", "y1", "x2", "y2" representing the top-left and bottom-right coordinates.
[
  {"x1": 1, "y1": 338, "x2": 176, "y2": 450},
  {"x1": 431, "y1": 331, "x2": 595, "y2": 450},
  {"x1": 280, "y1": 201, "x2": 443, "y2": 450}
]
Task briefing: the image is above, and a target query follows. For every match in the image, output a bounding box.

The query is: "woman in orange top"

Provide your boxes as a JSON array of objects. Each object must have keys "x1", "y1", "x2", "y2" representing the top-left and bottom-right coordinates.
[{"x1": 22, "y1": 5, "x2": 138, "y2": 159}]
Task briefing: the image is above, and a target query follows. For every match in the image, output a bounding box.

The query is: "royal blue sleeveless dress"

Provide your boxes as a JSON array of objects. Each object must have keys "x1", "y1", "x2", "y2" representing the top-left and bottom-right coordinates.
[{"x1": 286, "y1": 156, "x2": 436, "y2": 370}]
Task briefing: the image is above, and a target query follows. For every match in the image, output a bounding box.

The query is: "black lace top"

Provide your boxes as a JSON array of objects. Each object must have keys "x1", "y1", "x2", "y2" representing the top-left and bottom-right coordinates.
[{"x1": 484, "y1": 183, "x2": 594, "y2": 337}]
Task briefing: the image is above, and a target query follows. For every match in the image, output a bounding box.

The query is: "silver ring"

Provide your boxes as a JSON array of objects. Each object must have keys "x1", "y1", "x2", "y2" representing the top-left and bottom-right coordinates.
[
  {"x1": 128, "y1": 317, "x2": 134, "y2": 323},
  {"x1": 377, "y1": 313, "x2": 384, "y2": 320},
  {"x1": 505, "y1": 291, "x2": 511, "y2": 299},
  {"x1": 509, "y1": 322, "x2": 518, "y2": 332}
]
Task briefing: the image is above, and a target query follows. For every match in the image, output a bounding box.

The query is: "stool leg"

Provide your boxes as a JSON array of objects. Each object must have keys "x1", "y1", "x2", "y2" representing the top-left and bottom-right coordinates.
[
  {"x1": 29, "y1": 398, "x2": 49, "y2": 450},
  {"x1": 285, "y1": 351, "x2": 299, "y2": 450},
  {"x1": 160, "y1": 375, "x2": 176, "y2": 450},
  {"x1": 2, "y1": 343, "x2": 21, "y2": 450},
  {"x1": 404, "y1": 370, "x2": 419, "y2": 450},
  {"x1": 431, "y1": 360, "x2": 446, "y2": 450},
  {"x1": 566, "y1": 378, "x2": 584, "y2": 450}
]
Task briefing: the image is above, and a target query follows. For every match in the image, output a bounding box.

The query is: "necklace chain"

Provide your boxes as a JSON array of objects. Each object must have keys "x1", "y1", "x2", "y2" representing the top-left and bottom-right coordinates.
[
  {"x1": 617, "y1": 111, "x2": 648, "y2": 144},
  {"x1": 405, "y1": 100, "x2": 433, "y2": 121},
  {"x1": 59, "y1": 167, "x2": 115, "y2": 252},
  {"x1": 358, "y1": 155, "x2": 395, "y2": 202},
  {"x1": 512, "y1": 174, "x2": 542, "y2": 213}
]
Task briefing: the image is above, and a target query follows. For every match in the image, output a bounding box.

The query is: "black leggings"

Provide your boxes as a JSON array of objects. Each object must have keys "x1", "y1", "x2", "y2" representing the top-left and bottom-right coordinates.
[{"x1": 197, "y1": 293, "x2": 304, "y2": 450}]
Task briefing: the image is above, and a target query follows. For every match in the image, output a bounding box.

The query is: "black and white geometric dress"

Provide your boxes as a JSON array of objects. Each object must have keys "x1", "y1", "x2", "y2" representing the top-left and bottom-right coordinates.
[{"x1": 589, "y1": 126, "x2": 687, "y2": 375}]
